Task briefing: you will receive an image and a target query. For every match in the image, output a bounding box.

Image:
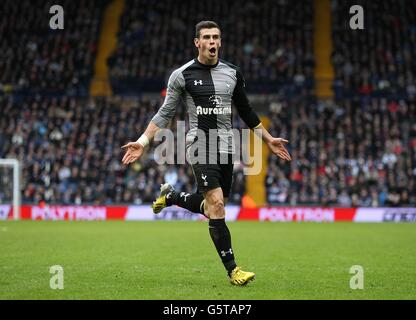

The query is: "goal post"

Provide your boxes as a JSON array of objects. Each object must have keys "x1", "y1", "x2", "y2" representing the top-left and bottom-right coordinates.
[{"x1": 0, "y1": 159, "x2": 21, "y2": 220}]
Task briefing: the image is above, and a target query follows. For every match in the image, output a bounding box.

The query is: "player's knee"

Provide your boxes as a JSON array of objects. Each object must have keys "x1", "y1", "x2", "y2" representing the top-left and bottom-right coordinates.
[
  {"x1": 212, "y1": 197, "x2": 224, "y2": 211},
  {"x1": 204, "y1": 188, "x2": 225, "y2": 218},
  {"x1": 207, "y1": 197, "x2": 225, "y2": 218}
]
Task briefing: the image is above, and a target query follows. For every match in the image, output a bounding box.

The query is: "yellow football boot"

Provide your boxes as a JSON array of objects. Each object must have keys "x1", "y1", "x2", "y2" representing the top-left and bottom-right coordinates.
[
  {"x1": 229, "y1": 267, "x2": 256, "y2": 286},
  {"x1": 151, "y1": 195, "x2": 167, "y2": 214},
  {"x1": 151, "y1": 183, "x2": 175, "y2": 214}
]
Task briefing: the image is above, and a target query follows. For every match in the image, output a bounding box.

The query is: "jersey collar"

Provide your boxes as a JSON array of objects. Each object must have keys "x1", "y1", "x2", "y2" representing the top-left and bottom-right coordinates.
[{"x1": 194, "y1": 58, "x2": 219, "y2": 69}]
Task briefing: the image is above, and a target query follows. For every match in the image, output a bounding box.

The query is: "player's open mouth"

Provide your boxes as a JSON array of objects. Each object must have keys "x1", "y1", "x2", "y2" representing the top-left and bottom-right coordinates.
[{"x1": 209, "y1": 47, "x2": 216, "y2": 56}]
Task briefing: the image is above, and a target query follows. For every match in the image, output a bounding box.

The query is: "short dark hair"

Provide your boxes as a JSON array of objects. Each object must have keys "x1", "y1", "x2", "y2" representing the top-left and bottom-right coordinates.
[{"x1": 195, "y1": 21, "x2": 220, "y2": 38}]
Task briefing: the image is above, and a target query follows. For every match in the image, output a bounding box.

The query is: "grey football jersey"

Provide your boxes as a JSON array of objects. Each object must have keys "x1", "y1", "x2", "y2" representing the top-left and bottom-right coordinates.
[{"x1": 151, "y1": 58, "x2": 260, "y2": 161}]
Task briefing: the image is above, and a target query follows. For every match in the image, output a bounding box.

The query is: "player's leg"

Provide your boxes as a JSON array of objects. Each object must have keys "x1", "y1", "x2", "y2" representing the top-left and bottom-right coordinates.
[
  {"x1": 166, "y1": 187, "x2": 207, "y2": 217},
  {"x1": 205, "y1": 186, "x2": 254, "y2": 285},
  {"x1": 204, "y1": 186, "x2": 237, "y2": 274},
  {"x1": 204, "y1": 197, "x2": 225, "y2": 215},
  {"x1": 152, "y1": 183, "x2": 207, "y2": 217},
  {"x1": 215, "y1": 162, "x2": 255, "y2": 285}
]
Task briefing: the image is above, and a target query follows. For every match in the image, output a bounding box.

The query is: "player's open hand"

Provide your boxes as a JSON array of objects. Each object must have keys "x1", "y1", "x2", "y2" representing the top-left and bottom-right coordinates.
[
  {"x1": 267, "y1": 138, "x2": 292, "y2": 161},
  {"x1": 121, "y1": 142, "x2": 144, "y2": 165}
]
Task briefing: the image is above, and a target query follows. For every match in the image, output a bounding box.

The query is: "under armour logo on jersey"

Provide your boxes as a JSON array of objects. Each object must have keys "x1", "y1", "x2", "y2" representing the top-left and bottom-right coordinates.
[
  {"x1": 194, "y1": 80, "x2": 203, "y2": 86},
  {"x1": 220, "y1": 248, "x2": 233, "y2": 257},
  {"x1": 180, "y1": 192, "x2": 190, "y2": 202},
  {"x1": 201, "y1": 174, "x2": 208, "y2": 186}
]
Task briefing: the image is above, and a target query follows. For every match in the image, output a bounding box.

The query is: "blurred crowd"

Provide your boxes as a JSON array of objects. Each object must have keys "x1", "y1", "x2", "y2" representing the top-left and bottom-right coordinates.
[
  {"x1": 0, "y1": 96, "x2": 245, "y2": 205},
  {"x1": 0, "y1": 0, "x2": 414, "y2": 208},
  {"x1": 2, "y1": 92, "x2": 414, "y2": 207},
  {"x1": 0, "y1": 0, "x2": 106, "y2": 97},
  {"x1": 266, "y1": 94, "x2": 416, "y2": 206},
  {"x1": 331, "y1": 0, "x2": 416, "y2": 99},
  {"x1": 108, "y1": 0, "x2": 314, "y2": 94}
]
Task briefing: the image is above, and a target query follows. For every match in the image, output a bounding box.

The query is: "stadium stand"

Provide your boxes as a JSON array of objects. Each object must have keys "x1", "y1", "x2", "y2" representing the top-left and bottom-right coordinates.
[
  {"x1": 108, "y1": 0, "x2": 314, "y2": 94},
  {"x1": 0, "y1": 0, "x2": 108, "y2": 97},
  {"x1": 331, "y1": 0, "x2": 416, "y2": 100},
  {"x1": 265, "y1": 0, "x2": 416, "y2": 207},
  {"x1": 266, "y1": 95, "x2": 416, "y2": 206},
  {"x1": 0, "y1": 95, "x2": 246, "y2": 204},
  {"x1": 0, "y1": 0, "x2": 414, "y2": 208}
]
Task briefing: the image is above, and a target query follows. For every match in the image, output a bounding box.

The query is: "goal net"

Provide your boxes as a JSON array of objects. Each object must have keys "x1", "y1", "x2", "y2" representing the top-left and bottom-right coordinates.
[{"x1": 0, "y1": 159, "x2": 21, "y2": 220}]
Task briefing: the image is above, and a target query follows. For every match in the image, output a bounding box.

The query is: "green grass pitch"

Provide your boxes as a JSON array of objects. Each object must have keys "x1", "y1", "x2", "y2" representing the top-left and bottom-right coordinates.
[{"x1": 0, "y1": 220, "x2": 415, "y2": 299}]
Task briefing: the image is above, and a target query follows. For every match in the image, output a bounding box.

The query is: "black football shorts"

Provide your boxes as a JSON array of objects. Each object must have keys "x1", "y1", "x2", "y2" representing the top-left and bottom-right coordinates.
[{"x1": 191, "y1": 162, "x2": 234, "y2": 198}]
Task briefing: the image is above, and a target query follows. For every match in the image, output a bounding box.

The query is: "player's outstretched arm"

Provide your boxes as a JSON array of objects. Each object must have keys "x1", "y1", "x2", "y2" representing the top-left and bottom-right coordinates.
[
  {"x1": 121, "y1": 121, "x2": 160, "y2": 165},
  {"x1": 122, "y1": 67, "x2": 184, "y2": 166}
]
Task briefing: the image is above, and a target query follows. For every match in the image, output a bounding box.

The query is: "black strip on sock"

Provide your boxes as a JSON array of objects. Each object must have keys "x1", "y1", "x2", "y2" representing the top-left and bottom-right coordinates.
[{"x1": 208, "y1": 218, "x2": 237, "y2": 274}]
